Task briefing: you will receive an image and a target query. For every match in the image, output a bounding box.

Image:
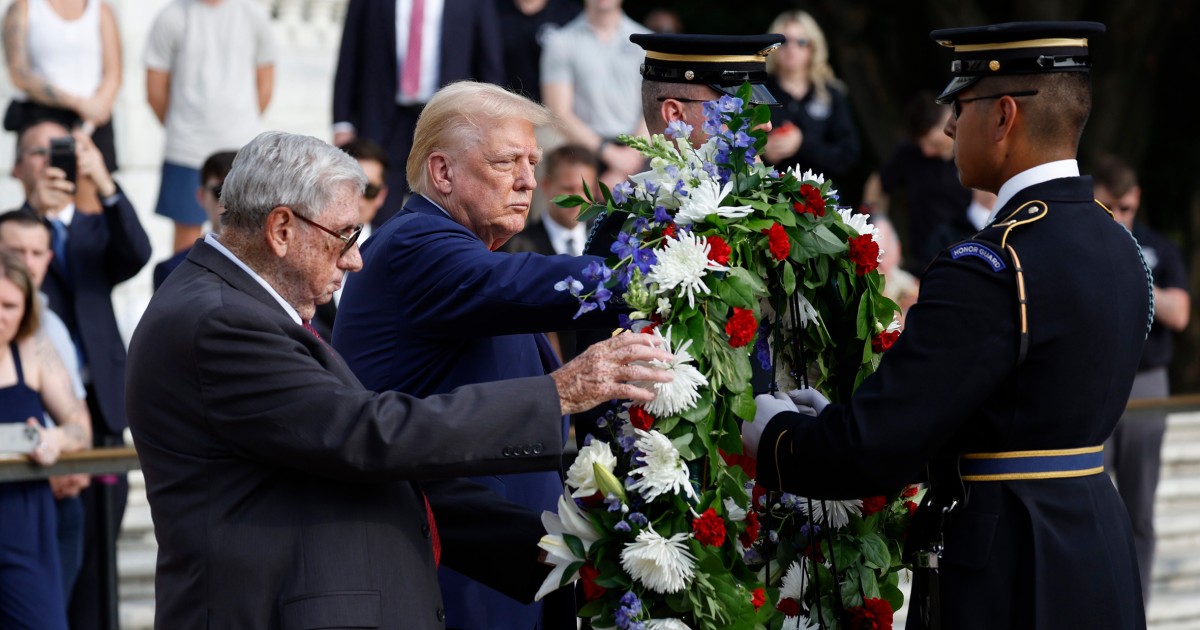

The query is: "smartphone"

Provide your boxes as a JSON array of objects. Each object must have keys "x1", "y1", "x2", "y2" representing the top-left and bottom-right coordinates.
[
  {"x1": 0, "y1": 423, "x2": 39, "y2": 454},
  {"x1": 49, "y1": 136, "x2": 77, "y2": 184}
]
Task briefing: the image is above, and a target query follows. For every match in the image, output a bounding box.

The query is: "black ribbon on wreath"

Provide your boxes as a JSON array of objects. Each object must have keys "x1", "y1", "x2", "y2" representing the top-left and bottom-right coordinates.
[{"x1": 756, "y1": 283, "x2": 871, "y2": 628}]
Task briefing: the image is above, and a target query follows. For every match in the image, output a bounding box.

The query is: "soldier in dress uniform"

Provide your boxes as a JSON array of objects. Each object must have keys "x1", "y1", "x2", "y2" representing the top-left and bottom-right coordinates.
[{"x1": 743, "y1": 21, "x2": 1150, "y2": 629}]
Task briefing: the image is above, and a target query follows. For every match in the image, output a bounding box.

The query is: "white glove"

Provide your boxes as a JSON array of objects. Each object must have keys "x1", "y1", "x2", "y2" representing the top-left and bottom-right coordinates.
[
  {"x1": 787, "y1": 387, "x2": 829, "y2": 416},
  {"x1": 743, "y1": 392, "x2": 798, "y2": 457}
]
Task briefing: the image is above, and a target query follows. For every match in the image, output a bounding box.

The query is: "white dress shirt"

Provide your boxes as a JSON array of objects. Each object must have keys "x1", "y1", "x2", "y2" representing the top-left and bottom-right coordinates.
[
  {"x1": 988, "y1": 159, "x2": 1080, "y2": 225},
  {"x1": 541, "y1": 217, "x2": 587, "y2": 256}
]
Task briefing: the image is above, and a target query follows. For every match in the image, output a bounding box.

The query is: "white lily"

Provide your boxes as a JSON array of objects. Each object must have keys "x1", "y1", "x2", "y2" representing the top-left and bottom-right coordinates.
[{"x1": 535, "y1": 489, "x2": 601, "y2": 601}]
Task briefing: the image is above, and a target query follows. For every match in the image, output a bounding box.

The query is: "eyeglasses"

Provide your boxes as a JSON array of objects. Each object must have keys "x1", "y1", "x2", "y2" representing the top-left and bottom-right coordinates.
[
  {"x1": 363, "y1": 183, "x2": 383, "y2": 200},
  {"x1": 951, "y1": 90, "x2": 1040, "y2": 120},
  {"x1": 294, "y1": 212, "x2": 363, "y2": 256}
]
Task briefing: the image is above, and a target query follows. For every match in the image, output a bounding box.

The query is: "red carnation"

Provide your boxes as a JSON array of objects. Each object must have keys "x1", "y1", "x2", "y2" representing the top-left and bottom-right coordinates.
[
  {"x1": 847, "y1": 597, "x2": 894, "y2": 630},
  {"x1": 905, "y1": 500, "x2": 918, "y2": 516},
  {"x1": 725, "y1": 307, "x2": 758, "y2": 348},
  {"x1": 871, "y1": 330, "x2": 900, "y2": 353},
  {"x1": 777, "y1": 597, "x2": 801, "y2": 617},
  {"x1": 751, "y1": 587, "x2": 767, "y2": 611},
  {"x1": 793, "y1": 184, "x2": 827, "y2": 217},
  {"x1": 661, "y1": 223, "x2": 677, "y2": 241},
  {"x1": 692, "y1": 508, "x2": 727, "y2": 547},
  {"x1": 761, "y1": 223, "x2": 790, "y2": 261},
  {"x1": 579, "y1": 563, "x2": 607, "y2": 601},
  {"x1": 848, "y1": 234, "x2": 880, "y2": 275},
  {"x1": 706, "y1": 235, "x2": 731, "y2": 265},
  {"x1": 861, "y1": 495, "x2": 888, "y2": 517},
  {"x1": 739, "y1": 510, "x2": 761, "y2": 547},
  {"x1": 628, "y1": 406, "x2": 655, "y2": 431},
  {"x1": 902, "y1": 485, "x2": 920, "y2": 498},
  {"x1": 719, "y1": 449, "x2": 758, "y2": 479}
]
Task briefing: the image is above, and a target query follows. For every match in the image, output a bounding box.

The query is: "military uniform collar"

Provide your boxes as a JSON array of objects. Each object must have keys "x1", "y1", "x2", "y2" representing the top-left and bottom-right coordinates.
[{"x1": 989, "y1": 159, "x2": 1079, "y2": 225}]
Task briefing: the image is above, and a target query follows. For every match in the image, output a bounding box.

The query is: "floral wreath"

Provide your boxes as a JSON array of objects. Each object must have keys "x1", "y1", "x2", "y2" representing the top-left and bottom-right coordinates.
[{"x1": 540, "y1": 84, "x2": 917, "y2": 630}]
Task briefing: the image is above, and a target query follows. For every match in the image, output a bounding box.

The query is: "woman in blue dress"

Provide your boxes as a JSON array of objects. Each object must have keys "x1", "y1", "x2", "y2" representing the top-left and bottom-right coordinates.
[{"x1": 0, "y1": 248, "x2": 91, "y2": 630}]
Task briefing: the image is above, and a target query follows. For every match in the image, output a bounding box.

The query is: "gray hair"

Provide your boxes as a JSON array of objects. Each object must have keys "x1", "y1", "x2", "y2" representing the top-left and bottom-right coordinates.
[{"x1": 221, "y1": 131, "x2": 367, "y2": 231}]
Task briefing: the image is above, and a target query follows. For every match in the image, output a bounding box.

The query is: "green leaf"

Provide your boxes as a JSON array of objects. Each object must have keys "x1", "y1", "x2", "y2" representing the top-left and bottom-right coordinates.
[
  {"x1": 714, "y1": 276, "x2": 758, "y2": 310},
  {"x1": 561, "y1": 560, "x2": 585, "y2": 587},
  {"x1": 592, "y1": 571, "x2": 631, "y2": 588},
  {"x1": 576, "y1": 203, "x2": 606, "y2": 223},
  {"x1": 682, "y1": 394, "x2": 714, "y2": 423},
  {"x1": 782, "y1": 262, "x2": 797, "y2": 296},
  {"x1": 858, "y1": 563, "x2": 881, "y2": 599},
  {"x1": 551, "y1": 193, "x2": 586, "y2": 208},
  {"x1": 654, "y1": 413, "x2": 682, "y2": 434},
  {"x1": 856, "y1": 293, "x2": 872, "y2": 339},
  {"x1": 577, "y1": 598, "x2": 605, "y2": 618},
  {"x1": 880, "y1": 580, "x2": 905, "y2": 610},
  {"x1": 730, "y1": 387, "x2": 756, "y2": 422},
  {"x1": 727, "y1": 266, "x2": 768, "y2": 295},
  {"x1": 811, "y1": 224, "x2": 849, "y2": 254},
  {"x1": 860, "y1": 532, "x2": 891, "y2": 569},
  {"x1": 562, "y1": 533, "x2": 586, "y2": 561}
]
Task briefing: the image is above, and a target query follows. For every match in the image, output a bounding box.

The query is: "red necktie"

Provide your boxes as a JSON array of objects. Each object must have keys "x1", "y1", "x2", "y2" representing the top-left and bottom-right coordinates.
[
  {"x1": 401, "y1": 0, "x2": 425, "y2": 100},
  {"x1": 424, "y1": 494, "x2": 441, "y2": 565},
  {"x1": 302, "y1": 320, "x2": 440, "y2": 564}
]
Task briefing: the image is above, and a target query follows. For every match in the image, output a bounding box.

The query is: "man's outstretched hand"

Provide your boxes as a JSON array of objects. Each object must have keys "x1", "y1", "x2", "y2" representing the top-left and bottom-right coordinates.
[{"x1": 551, "y1": 333, "x2": 674, "y2": 415}]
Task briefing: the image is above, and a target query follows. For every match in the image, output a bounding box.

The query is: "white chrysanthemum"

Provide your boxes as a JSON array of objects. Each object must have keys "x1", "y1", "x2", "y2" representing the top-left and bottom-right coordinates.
[
  {"x1": 675, "y1": 179, "x2": 753, "y2": 225},
  {"x1": 785, "y1": 165, "x2": 825, "y2": 185},
  {"x1": 779, "y1": 559, "x2": 809, "y2": 601},
  {"x1": 648, "y1": 232, "x2": 728, "y2": 308},
  {"x1": 566, "y1": 440, "x2": 618, "y2": 498},
  {"x1": 647, "y1": 619, "x2": 693, "y2": 630},
  {"x1": 723, "y1": 497, "x2": 747, "y2": 522},
  {"x1": 628, "y1": 429, "x2": 697, "y2": 502},
  {"x1": 795, "y1": 293, "x2": 819, "y2": 328},
  {"x1": 783, "y1": 615, "x2": 821, "y2": 630},
  {"x1": 619, "y1": 526, "x2": 697, "y2": 594},
  {"x1": 635, "y1": 327, "x2": 707, "y2": 417},
  {"x1": 656, "y1": 297, "x2": 672, "y2": 317},
  {"x1": 885, "y1": 316, "x2": 902, "y2": 334},
  {"x1": 535, "y1": 489, "x2": 601, "y2": 600},
  {"x1": 798, "y1": 498, "x2": 862, "y2": 529},
  {"x1": 836, "y1": 207, "x2": 878, "y2": 238}
]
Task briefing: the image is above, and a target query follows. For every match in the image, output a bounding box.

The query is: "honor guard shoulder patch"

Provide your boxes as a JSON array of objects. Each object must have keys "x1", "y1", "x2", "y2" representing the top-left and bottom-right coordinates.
[{"x1": 950, "y1": 242, "x2": 1007, "y2": 271}]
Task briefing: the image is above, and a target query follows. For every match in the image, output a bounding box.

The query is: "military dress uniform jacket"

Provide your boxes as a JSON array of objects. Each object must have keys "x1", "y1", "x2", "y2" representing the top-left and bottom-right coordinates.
[{"x1": 756, "y1": 176, "x2": 1149, "y2": 629}]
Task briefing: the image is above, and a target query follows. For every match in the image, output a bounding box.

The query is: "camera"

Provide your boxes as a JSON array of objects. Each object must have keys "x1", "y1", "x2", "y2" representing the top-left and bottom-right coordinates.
[{"x1": 49, "y1": 136, "x2": 77, "y2": 184}]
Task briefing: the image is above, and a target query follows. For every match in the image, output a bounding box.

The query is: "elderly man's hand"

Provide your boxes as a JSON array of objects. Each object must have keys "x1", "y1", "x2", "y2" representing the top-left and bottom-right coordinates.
[{"x1": 551, "y1": 333, "x2": 674, "y2": 415}]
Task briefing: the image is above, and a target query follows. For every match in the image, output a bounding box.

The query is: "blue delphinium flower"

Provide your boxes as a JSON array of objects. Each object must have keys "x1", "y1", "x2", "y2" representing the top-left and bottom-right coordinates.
[
  {"x1": 554, "y1": 276, "x2": 584, "y2": 296},
  {"x1": 632, "y1": 217, "x2": 649, "y2": 234},
  {"x1": 716, "y1": 94, "x2": 744, "y2": 113},
  {"x1": 732, "y1": 129, "x2": 754, "y2": 149},
  {"x1": 612, "y1": 181, "x2": 634, "y2": 205},
  {"x1": 653, "y1": 205, "x2": 671, "y2": 224},
  {"x1": 605, "y1": 493, "x2": 624, "y2": 512},
  {"x1": 593, "y1": 287, "x2": 612, "y2": 310},
  {"x1": 754, "y1": 317, "x2": 772, "y2": 370},
  {"x1": 665, "y1": 119, "x2": 694, "y2": 140},
  {"x1": 583, "y1": 261, "x2": 612, "y2": 282},
  {"x1": 628, "y1": 512, "x2": 649, "y2": 527},
  {"x1": 619, "y1": 434, "x2": 638, "y2": 452},
  {"x1": 574, "y1": 301, "x2": 599, "y2": 319},
  {"x1": 702, "y1": 161, "x2": 720, "y2": 179},
  {"x1": 612, "y1": 232, "x2": 638, "y2": 259},
  {"x1": 800, "y1": 522, "x2": 822, "y2": 537},
  {"x1": 614, "y1": 520, "x2": 632, "y2": 533},
  {"x1": 643, "y1": 180, "x2": 660, "y2": 197},
  {"x1": 631, "y1": 247, "x2": 657, "y2": 274}
]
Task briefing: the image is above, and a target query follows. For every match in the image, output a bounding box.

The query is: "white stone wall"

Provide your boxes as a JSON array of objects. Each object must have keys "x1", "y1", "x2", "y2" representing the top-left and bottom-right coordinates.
[{"x1": 0, "y1": 0, "x2": 347, "y2": 342}]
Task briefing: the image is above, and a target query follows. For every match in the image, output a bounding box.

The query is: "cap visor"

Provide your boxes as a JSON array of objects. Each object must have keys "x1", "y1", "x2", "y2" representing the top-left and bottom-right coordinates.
[
  {"x1": 712, "y1": 83, "x2": 779, "y2": 106},
  {"x1": 935, "y1": 76, "x2": 981, "y2": 104}
]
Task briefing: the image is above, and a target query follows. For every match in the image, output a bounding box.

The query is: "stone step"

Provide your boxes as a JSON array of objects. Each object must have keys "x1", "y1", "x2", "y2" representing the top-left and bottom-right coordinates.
[
  {"x1": 1147, "y1": 590, "x2": 1200, "y2": 627},
  {"x1": 119, "y1": 597, "x2": 155, "y2": 630}
]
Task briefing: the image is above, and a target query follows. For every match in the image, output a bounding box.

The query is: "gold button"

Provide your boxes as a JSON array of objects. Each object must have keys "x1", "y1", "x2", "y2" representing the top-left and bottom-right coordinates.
[
  {"x1": 989, "y1": 60, "x2": 1000, "y2": 72},
  {"x1": 684, "y1": 70, "x2": 694, "y2": 80}
]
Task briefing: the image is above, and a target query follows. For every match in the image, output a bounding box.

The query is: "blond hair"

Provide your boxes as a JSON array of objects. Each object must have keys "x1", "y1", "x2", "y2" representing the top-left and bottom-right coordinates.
[
  {"x1": 407, "y1": 82, "x2": 554, "y2": 195},
  {"x1": 766, "y1": 10, "x2": 844, "y2": 104}
]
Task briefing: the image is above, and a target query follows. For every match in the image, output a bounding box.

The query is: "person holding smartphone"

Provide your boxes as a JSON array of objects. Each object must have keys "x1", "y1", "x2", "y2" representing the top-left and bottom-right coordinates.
[{"x1": 10, "y1": 118, "x2": 150, "y2": 628}]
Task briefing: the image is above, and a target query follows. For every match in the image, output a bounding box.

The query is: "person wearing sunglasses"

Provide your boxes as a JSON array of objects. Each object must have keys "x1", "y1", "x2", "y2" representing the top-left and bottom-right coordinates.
[
  {"x1": 153, "y1": 150, "x2": 239, "y2": 291},
  {"x1": 761, "y1": 10, "x2": 862, "y2": 193},
  {"x1": 745, "y1": 21, "x2": 1153, "y2": 629}
]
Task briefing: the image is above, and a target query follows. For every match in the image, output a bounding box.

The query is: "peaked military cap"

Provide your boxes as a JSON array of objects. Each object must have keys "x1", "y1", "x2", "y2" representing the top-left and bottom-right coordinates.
[
  {"x1": 630, "y1": 33, "x2": 785, "y2": 105},
  {"x1": 930, "y1": 21, "x2": 1105, "y2": 104}
]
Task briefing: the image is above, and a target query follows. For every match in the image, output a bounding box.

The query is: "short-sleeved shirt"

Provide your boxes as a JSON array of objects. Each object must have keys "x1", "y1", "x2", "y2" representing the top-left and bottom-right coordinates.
[
  {"x1": 495, "y1": 0, "x2": 579, "y2": 102},
  {"x1": 1133, "y1": 222, "x2": 1189, "y2": 370},
  {"x1": 540, "y1": 13, "x2": 649, "y2": 139},
  {"x1": 144, "y1": 0, "x2": 276, "y2": 168}
]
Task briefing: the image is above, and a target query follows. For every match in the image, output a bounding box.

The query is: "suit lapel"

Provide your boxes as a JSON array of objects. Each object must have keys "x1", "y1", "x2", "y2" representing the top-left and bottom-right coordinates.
[{"x1": 188, "y1": 241, "x2": 293, "y2": 318}]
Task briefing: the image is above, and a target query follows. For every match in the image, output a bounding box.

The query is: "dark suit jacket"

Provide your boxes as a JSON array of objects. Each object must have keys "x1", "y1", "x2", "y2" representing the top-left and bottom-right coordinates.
[
  {"x1": 152, "y1": 247, "x2": 189, "y2": 291},
  {"x1": 127, "y1": 240, "x2": 566, "y2": 629},
  {"x1": 332, "y1": 0, "x2": 504, "y2": 143},
  {"x1": 502, "y1": 219, "x2": 590, "y2": 362},
  {"x1": 757, "y1": 177, "x2": 1148, "y2": 629},
  {"x1": 30, "y1": 190, "x2": 151, "y2": 437},
  {"x1": 334, "y1": 195, "x2": 612, "y2": 628}
]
